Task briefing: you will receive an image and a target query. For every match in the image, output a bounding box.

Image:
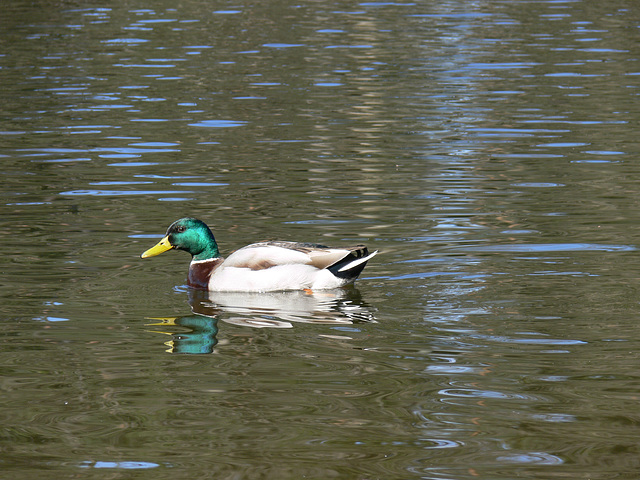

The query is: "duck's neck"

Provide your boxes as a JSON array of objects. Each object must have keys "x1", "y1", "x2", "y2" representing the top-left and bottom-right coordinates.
[
  {"x1": 192, "y1": 243, "x2": 219, "y2": 262},
  {"x1": 189, "y1": 234, "x2": 220, "y2": 262},
  {"x1": 186, "y1": 235, "x2": 221, "y2": 289}
]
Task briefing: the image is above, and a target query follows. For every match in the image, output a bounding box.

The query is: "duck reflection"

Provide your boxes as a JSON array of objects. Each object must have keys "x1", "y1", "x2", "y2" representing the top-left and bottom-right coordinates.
[
  {"x1": 193, "y1": 288, "x2": 377, "y2": 327},
  {"x1": 146, "y1": 315, "x2": 219, "y2": 354},
  {"x1": 146, "y1": 288, "x2": 376, "y2": 354}
]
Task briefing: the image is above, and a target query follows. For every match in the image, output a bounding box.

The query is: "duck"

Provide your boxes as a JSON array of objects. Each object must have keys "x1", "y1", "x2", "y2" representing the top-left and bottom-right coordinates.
[{"x1": 140, "y1": 217, "x2": 377, "y2": 292}]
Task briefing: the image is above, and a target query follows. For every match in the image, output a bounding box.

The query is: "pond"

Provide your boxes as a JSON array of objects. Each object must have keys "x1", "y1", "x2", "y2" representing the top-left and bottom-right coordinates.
[{"x1": 2, "y1": 0, "x2": 640, "y2": 478}]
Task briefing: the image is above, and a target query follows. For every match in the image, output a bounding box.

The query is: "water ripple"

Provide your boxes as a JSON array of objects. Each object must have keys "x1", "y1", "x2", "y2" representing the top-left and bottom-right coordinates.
[
  {"x1": 438, "y1": 388, "x2": 543, "y2": 401},
  {"x1": 79, "y1": 460, "x2": 164, "y2": 469},
  {"x1": 496, "y1": 452, "x2": 564, "y2": 465},
  {"x1": 188, "y1": 119, "x2": 248, "y2": 128},
  {"x1": 456, "y1": 243, "x2": 635, "y2": 253},
  {"x1": 59, "y1": 189, "x2": 193, "y2": 196}
]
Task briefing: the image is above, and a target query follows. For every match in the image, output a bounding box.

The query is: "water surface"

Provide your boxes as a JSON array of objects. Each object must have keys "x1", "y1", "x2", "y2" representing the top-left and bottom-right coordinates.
[{"x1": 2, "y1": 1, "x2": 640, "y2": 478}]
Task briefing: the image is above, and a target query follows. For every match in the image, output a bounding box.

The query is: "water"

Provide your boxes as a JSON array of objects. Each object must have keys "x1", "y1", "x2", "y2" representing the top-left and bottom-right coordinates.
[{"x1": 2, "y1": 0, "x2": 640, "y2": 478}]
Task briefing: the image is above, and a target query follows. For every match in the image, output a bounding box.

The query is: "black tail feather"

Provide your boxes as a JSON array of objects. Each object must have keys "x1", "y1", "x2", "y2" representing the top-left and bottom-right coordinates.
[{"x1": 327, "y1": 246, "x2": 372, "y2": 281}]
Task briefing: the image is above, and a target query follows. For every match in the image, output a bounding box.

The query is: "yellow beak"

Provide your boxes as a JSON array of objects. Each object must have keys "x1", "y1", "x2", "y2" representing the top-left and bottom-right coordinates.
[{"x1": 141, "y1": 235, "x2": 174, "y2": 258}]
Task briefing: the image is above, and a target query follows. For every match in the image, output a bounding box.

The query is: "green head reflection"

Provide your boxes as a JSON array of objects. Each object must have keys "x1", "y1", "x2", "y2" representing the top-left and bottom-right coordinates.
[{"x1": 146, "y1": 315, "x2": 218, "y2": 354}]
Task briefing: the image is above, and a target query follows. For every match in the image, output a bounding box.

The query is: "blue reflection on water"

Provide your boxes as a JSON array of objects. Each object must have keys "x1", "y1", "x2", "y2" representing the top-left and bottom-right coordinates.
[
  {"x1": 188, "y1": 120, "x2": 248, "y2": 128},
  {"x1": 79, "y1": 460, "x2": 165, "y2": 469},
  {"x1": 457, "y1": 243, "x2": 635, "y2": 253}
]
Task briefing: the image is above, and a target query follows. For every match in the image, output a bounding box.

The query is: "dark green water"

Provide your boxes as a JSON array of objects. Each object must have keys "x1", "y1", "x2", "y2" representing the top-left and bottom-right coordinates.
[{"x1": 3, "y1": 1, "x2": 640, "y2": 478}]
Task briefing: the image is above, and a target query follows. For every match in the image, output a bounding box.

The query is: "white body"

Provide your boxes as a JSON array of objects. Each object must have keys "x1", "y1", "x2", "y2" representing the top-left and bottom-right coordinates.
[{"x1": 196, "y1": 243, "x2": 377, "y2": 292}]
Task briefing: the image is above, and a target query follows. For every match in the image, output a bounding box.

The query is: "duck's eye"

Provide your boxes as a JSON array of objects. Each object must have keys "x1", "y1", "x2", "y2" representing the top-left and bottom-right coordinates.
[{"x1": 176, "y1": 226, "x2": 186, "y2": 233}]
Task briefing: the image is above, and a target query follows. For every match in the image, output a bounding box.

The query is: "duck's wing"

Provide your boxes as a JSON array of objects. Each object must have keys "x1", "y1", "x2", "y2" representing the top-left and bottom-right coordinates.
[{"x1": 222, "y1": 241, "x2": 375, "y2": 273}]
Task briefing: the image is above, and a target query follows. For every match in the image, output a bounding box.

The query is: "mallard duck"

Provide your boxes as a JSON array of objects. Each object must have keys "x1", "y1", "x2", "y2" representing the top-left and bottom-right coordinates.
[{"x1": 141, "y1": 217, "x2": 377, "y2": 292}]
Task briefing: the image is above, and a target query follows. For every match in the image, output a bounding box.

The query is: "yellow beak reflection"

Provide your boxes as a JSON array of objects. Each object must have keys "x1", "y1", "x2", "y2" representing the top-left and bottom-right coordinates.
[{"x1": 141, "y1": 235, "x2": 174, "y2": 258}]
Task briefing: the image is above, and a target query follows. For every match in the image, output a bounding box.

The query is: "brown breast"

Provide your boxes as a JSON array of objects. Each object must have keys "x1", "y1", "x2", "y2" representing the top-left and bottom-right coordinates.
[{"x1": 187, "y1": 258, "x2": 224, "y2": 289}]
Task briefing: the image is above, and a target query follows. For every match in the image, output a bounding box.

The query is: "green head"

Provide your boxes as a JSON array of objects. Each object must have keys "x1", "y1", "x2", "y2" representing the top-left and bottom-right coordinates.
[{"x1": 141, "y1": 217, "x2": 220, "y2": 261}]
